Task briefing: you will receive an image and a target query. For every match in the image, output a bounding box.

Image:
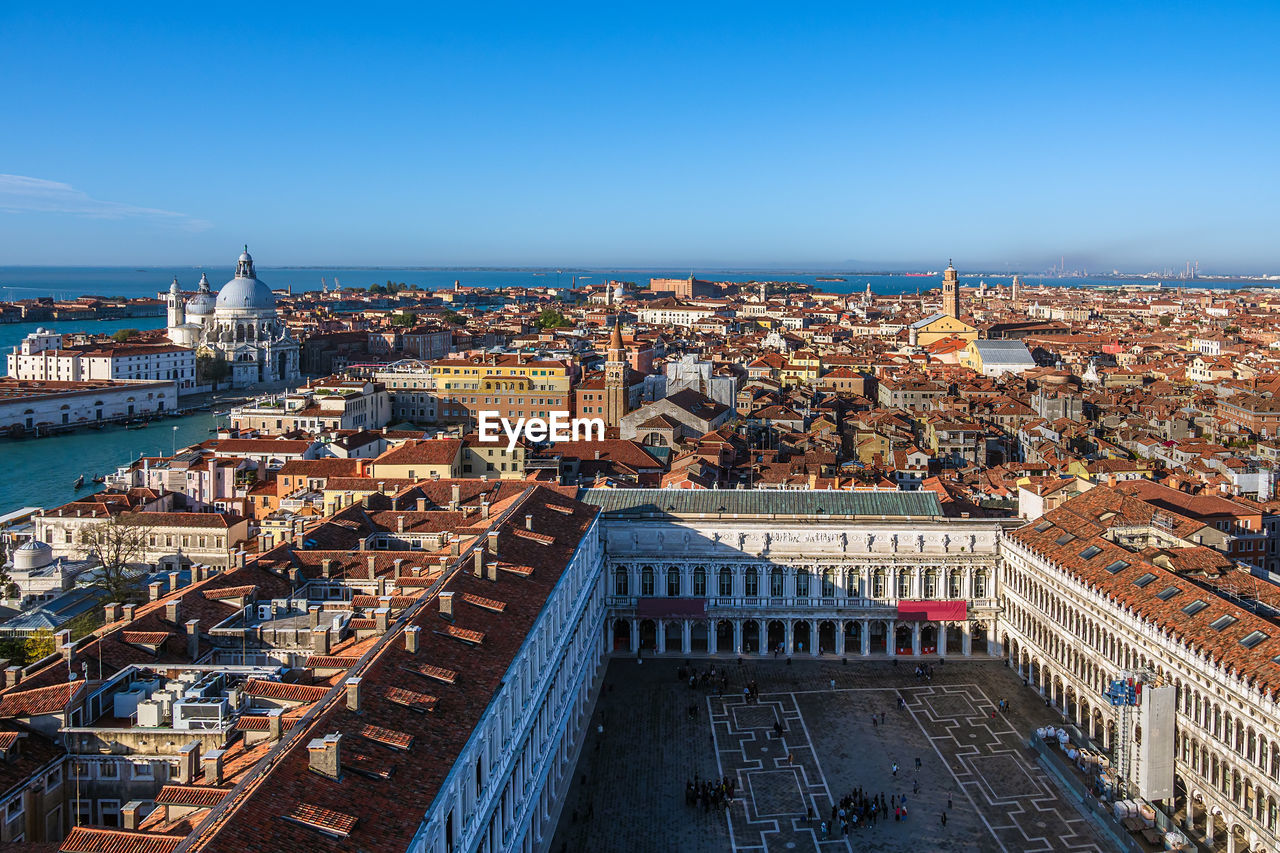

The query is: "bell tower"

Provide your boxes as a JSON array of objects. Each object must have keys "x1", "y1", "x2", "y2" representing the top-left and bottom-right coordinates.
[
  {"x1": 604, "y1": 319, "x2": 628, "y2": 427},
  {"x1": 166, "y1": 277, "x2": 185, "y2": 327},
  {"x1": 942, "y1": 260, "x2": 960, "y2": 319}
]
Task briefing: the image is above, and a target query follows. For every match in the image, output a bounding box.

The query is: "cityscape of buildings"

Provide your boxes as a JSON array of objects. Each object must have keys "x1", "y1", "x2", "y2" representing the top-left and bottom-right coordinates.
[{"x1": 0, "y1": 247, "x2": 1279, "y2": 851}]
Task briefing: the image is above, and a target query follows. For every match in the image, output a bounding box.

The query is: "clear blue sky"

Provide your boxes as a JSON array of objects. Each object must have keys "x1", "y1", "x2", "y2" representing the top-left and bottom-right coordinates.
[{"x1": 1, "y1": 2, "x2": 1277, "y2": 272}]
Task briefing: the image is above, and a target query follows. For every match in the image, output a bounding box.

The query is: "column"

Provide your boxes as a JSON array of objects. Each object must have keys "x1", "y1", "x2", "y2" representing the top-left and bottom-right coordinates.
[
  {"x1": 938, "y1": 623, "x2": 948, "y2": 657},
  {"x1": 1206, "y1": 808, "x2": 1215, "y2": 843},
  {"x1": 962, "y1": 624, "x2": 972, "y2": 656},
  {"x1": 630, "y1": 621, "x2": 639, "y2": 654},
  {"x1": 861, "y1": 622, "x2": 871, "y2": 656},
  {"x1": 887, "y1": 620, "x2": 897, "y2": 657},
  {"x1": 1226, "y1": 827, "x2": 1236, "y2": 853},
  {"x1": 785, "y1": 620, "x2": 794, "y2": 656},
  {"x1": 835, "y1": 622, "x2": 846, "y2": 655},
  {"x1": 1184, "y1": 797, "x2": 1193, "y2": 832},
  {"x1": 656, "y1": 619, "x2": 665, "y2": 654},
  {"x1": 986, "y1": 622, "x2": 997, "y2": 656},
  {"x1": 911, "y1": 623, "x2": 921, "y2": 656},
  {"x1": 734, "y1": 620, "x2": 743, "y2": 655},
  {"x1": 681, "y1": 620, "x2": 691, "y2": 655},
  {"x1": 708, "y1": 619, "x2": 718, "y2": 654},
  {"x1": 811, "y1": 627, "x2": 820, "y2": 657}
]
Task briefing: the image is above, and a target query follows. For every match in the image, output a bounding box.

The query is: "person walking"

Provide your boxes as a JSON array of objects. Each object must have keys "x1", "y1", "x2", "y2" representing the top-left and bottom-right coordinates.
[{"x1": 892, "y1": 762, "x2": 898, "y2": 777}]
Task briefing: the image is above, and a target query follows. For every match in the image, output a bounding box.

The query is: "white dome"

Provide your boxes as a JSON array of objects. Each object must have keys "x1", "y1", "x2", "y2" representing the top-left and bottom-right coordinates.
[
  {"x1": 14, "y1": 540, "x2": 53, "y2": 572},
  {"x1": 214, "y1": 248, "x2": 276, "y2": 313}
]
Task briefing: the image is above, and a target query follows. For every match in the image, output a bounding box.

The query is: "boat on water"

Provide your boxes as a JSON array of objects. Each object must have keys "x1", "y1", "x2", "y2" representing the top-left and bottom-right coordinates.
[
  {"x1": 91, "y1": 475, "x2": 105, "y2": 484},
  {"x1": 815, "y1": 277, "x2": 846, "y2": 282},
  {"x1": 904, "y1": 272, "x2": 931, "y2": 277},
  {"x1": 73, "y1": 475, "x2": 84, "y2": 489},
  {"x1": 126, "y1": 422, "x2": 147, "y2": 431}
]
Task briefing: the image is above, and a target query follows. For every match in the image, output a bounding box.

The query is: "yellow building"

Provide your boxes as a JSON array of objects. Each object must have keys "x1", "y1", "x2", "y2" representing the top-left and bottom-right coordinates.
[
  {"x1": 368, "y1": 438, "x2": 464, "y2": 480},
  {"x1": 909, "y1": 313, "x2": 978, "y2": 347},
  {"x1": 780, "y1": 349, "x2": 822, "y2": 387}
]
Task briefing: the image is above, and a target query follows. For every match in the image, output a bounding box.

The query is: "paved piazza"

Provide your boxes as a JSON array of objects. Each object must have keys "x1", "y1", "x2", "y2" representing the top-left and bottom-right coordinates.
[{"x1": 550, "y1": 658, "x2": 1108, "y2": 852}]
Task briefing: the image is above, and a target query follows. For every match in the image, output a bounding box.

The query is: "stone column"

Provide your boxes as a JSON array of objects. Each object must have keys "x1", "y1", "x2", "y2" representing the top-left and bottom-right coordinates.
[
  {"x1": 785, "y1": 620, "x2": 794, "y2": 656},
  {"x1": 681, "y1": 620, "x2": 691, "y2": 655},
  {"x1": 811, "y1": 627, "x2": 820, "y2": 657},
  {"x1": 987, "y1": 623, "x2": 997, "y2": 656},
  {"x1": 835, "y1": 622, "x2": 846, "y2": 656},
  {"x1": 861, "y1": 622, "x2": 871, "y2": 656},
  {"x1": 962, "y1": 623, "x2": 972, "y2": 656},
  {"x1": 911, "y1": 623, "x2": 921, "y2": 656},
  {"x1": 630, "y1": 620, "x2": 639, "y2": 654},
  {"x1": 1226, "y1": 826, "x2": 1236, "y2": 853},
  {"x1": 1206, "y1": 808, "x2": 1215, "y2": 843},
  {"x1": 1184, "y1": 797, "x2": 1194, "y2": 832},
  {"x1": 938, "y1": 623, "x2": 948, "y2": 657},
  {"x1": 708, "y1": 619, "x2": 718, "y2": 654},
  {"x1": 656, "y1": 618, "x2": 666, "y2": 654},
  {"x1": 734, "y1": 620, "x2": 743, "y2": 655},
  {"x1": 887, "y1": 620, "x2": 897, "y2": 657}
]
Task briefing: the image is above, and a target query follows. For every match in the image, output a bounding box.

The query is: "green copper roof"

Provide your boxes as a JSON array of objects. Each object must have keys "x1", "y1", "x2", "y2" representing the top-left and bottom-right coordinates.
[{"x1": 575, "y1": 489, "x2": 942, "y2": 518}]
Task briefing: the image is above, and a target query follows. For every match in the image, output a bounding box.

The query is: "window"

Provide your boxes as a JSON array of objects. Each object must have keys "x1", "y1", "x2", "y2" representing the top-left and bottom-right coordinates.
[
  {"x1": 1156, "y1": 585, "x2": 1182, "y2": 600},
  {"x1": 1055, "y1": 532, "x2": 1076, "y2": 546},
  {"x1": 131, "y1": 762, "x2": 154, "y2": 779},
  {"x1": 640, "y1": 567, "x2": 654, "y2": 596},
  {"x1": 796, "y1": 572, "x2": 810, "y2": 598},
  {"x1": 974, "y1": 572, "x2": 988, "y2": 598},
  {"x1": 97, "y1": 762, "x2": 119, "y2": 779},
  {"x1": 613, "y1": 568, "x2": 628, "y2": 596},
  {"x1": 1182, "y1": 600, "x2": 1210, "y2": 616},
  {"x1": 1079, "y1": 545, "x2": 1102, "y2": 560},
  {"x1": 770, "y1": 569, "x2": 784, "y2": 598},
  {"x1": 924, "y1": 572, "x2": 938, "y2": 598},
  {"x1": 872, "y1": 571, "x2": 885, "y2": 598},
  {"x1": 744, "y1": 570, "x2": 759, "y2": 598},
  {"x1": 821, "y1": 569, "x2": 835, "y2": 597},
  {"x1": 1033, "y1": 521, "x2": 1054, "y2": 533},
  {"x1": 897, "y1": 572, "x2": 912, "y2": 599},
  {"x1": 1104, "y1": 560, "x2": 1130, "y2": 574},
  {"x1": 693, "y1": 567, "x2": 706, "y2": 597},
  {"x1": 1241, "y1": 631, "x2": 1268, "y2": 649},
  {"x1": 1133, "y1": 573, "x2": 1157, "y2": 588},
  {"x1": 667, "y1": 568, "x2": 680, "y2": 598},
  {"x1": 1210, "y1": 615, "x2": 1239, "y2": 632},
  {"x1": 718, "y1": 568, "x2": 732, "y2": 597}
]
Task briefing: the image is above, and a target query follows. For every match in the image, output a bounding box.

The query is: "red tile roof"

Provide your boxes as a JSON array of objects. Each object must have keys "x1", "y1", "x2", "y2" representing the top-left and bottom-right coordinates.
[
  {"x1": 154, "y1": 785, "x2": 231, "y2": 808},
  {"x1": 242, "y1": 679, "x2": 329, "y2": 705},
  {"x1": 61, "y1": 827, "x2": 185, "y2": 853},
  {"x1": 281, "y1": 803, "x2": 358, "y2": 838},
  {"x1": 0, "y1": 682, "x2": 80, "y2": 718}
]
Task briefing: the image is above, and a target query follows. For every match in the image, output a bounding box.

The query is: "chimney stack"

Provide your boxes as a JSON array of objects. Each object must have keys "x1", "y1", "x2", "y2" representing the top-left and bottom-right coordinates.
[
  {"x1": 311, "y1": 625, "x2": 331, "y2": 656},
  {"x1": 439, "y1": 592, "x2": 454, "y2": 620},
  {"x1": 321, "y1": 558, "x2": 334, "y2": 578},
  {"x1": 165, "y1": 599, "x2": 182, "y2": 625},
  {"x1": 122, "y1": 603, "x2": 137, "y2": 622},
  {"x1": 309, "y1": 606, "x2": 321, "y2": 627},
  {"x1": 450, "y1": 539, "x2": 460, "y2": 557},
  {"x1": 288, "y1": 567, "x2": 302, "y2": 589},
  {"x1": 4, "y1": 667, "x2": 21, "y2": 689},
  {"x1": 481, "y1": 500, "x2": 490, "y2": 520},
  {"x1": 488, "y1": 531, "x2": 499, "y2": 555},
  {"x1": 307, "y1": 733, "x2": 342, "y2": 780},
  {"x1": 104, "y1": 602, "x2": 122, "y2": 624},
  {"x1": 177, "y1": 742, "x2": 200, "y2": 784},
  {"x1": 450, "y1": 484, "x2": 460, "y2": 510},
  {"x1": 525, "y1": 513, "x2": 533, "y2": 530},
  {"x1": 201, "y1": 748, "x2": 225, "y2": 786},
  {"x1": 56, "y1": 630, "x2": 72, "y2": 662},
  {"x1": 149, "y1": 581, "x2": 164, "y2": 601},
  {"x1": 405, "y1": 625, "x2": 421, "y2": 654},
  {"x1": 397, "y1": 516, "x2": 404, "y2": 534},
  {"x1": 267, "y1": 708, "x2": 283, "y2": 742},
  {"x1": 186, "y1": 620, "x2": 200, "y2": 662},
  {"x1": 345, "y1": 677, "x2": 362, "y2": 712},
  {"x1": 121, "y1": 801, "x2": 144, "y2": 831},
  {"x1": 417, "y1": 497, "x2": 428, "y2": 511},
  {"x1": 473, "y1": 550, "x2": 484, "y2": 578},
  {"x1": 367, "y1": 556, "x2": 377, "y2": 577},
  {"x1": 235, "y1": 551, "x2": 246, "y2": 569},
  {"x1": 374, "y1": 607, "x2": 390, "y2": 632}
]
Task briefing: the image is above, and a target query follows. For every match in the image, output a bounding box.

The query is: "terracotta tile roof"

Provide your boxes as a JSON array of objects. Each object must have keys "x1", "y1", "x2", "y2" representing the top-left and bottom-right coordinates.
[
  {"x1": 203, "y1": 585, "x2": 258, "y2": 600},
  {"x1": 242, "y1": 679, "x2": 329, "y2": 704},
  {"x1": 383, "y1": 687, "x2": 438, "y2": 712},
  {"x1": 235, "y1": 715, "x2": 271, "y2": 732},
  {"x1": 460, "y1": 593, "x2": 506, "y2": 613},
  {"x1": 0, "y1": 732, "x2": 18, "y2": 751},
  {"x1": 0, "y1": 682, "x2": 80, "y2": 718},
  {"x1": 154, "y1": 785, "x2": 231, "y2": 808},
  {"x1": 347, "y1": 618, "x2": 378, "y2": 630},
  {"x1": 512, "y1": 528, "x2": 554, "y2": 545},
  {"x1": 359, "y1": 724, "x2": 414, "y2": 751},
  {"x1": 439, "y1": 624, "x2": 485, "y2": 645},
  {"x1": 304, "y1": 656, "x2": 361, "y2": 670},
  {"x1": 401, "y1": 662, "x2": 457, "y2": 685},
  {"x1": 281, "y1": 803, "x2": 358, "y2": 838},
  {"x1": 60, "y1": 827, "x2": 185, "y2": 853},
  {"x1": 121, "y1": 631, "x2": 172, "y2": 645}
]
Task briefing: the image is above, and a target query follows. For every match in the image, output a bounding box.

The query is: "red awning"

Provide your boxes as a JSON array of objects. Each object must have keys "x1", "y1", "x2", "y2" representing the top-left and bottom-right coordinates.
[
  {"x1": 636, "y1": 598, "x2": 707, "y2": 619},
  {"x1": 897, "y1": 600, "x2": 967, "y2": 622}
]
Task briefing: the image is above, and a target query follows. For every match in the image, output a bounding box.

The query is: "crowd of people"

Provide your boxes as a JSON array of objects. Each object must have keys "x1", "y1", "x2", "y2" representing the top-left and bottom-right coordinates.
[{"x1": 684, "y1": 773, "x2": 736, "y2": 813}]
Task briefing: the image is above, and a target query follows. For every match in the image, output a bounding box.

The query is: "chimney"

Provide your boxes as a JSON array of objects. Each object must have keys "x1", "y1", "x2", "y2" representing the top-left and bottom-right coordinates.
[
  {"x1": 450, "y1": 484, "x2": 460, "y2": 510},
  {"x1": 439, "y1": 592, "x2": 454, "y2": 620},
  {"x1": 165, "y1": 599, "x2": 182, "y2": 625},
  {"x1": 168, "y1": 571, "x2": 181, "y2": 593},
  {"x1": 525, "y1": 513, "x2": 533, "y2": 530},
  {"x1": 392, "y1": 558, "x2": 404, "y2": 577},
  {"x1": 450, "y1": 539, "x2": 460, "y2": 557},
  {"x1": 405, "y1": 625, "x2": 421, "y2": 654},
  {"x1": 309, "y1": 606, "x2": 321, "y2": 627},
  {"x1": 288, "y1": 567, "x2": 302, "y2": 589},
  {"x1": 311, "y1": 625, "x2": 331, "y2": 656},
  {"x1": 267, "y1": 708, "x2": 284, "y2": 742},
  {"x1": 307, "y1": 733, "x2": 342, "y2": 780},
  {"x1": 149, "y1": 581, "x2": 164, "y2": 601},
  {"x1": 56, "y1": 630, "x2": 72, "y2": 662},
  {"x1": 488, "y1": 531, "x2": 499, "y2": 555},
  {"x1": 367, "y1": 556, "x2": 377, "y2": 578},
  {"x1": 473, "y1": 550, "x2": 484, "y2": 578},
  {"x1": 235, "y1": 551, "x2": 246, "y2": 569},
  {"x1": 481, "y1": 500, "x2": 489, "y2": 519},
  {"x1": 185, "y1": 620, "x2": 200, "y2": 662},
  {"x1": 104, "y1": 602, "x2": 122, "y2": 624},
  {"x1": 397, "y1": 516, "x2": 404, "y2": 534},
  {"x1": 345, "y1": 677, "x2": 362, "y2": 712},
  {"x1": 121, "y1": 801, "x2": 145, "y2": 831},
  {"x1": 4, "y1": 667, "x2": 21, "y2": 689},
  {"x1": 201, "y1": 748, "x2": 225, "y2": 785},
  {"x1": 176, "y1": 742, "x2": 200, "y2": 784},
  {"x1": 438, "y1": 556, "x2": 447, "y2": 574},
  {"x1": 417, "y1": 497, "x2": 428, "y2": 511},
  {"x1": 486, "y1": 557, "x2": 497, "y2": 583},
  {"x1": 122, "y1": 603, "x2": 137, "y2": 622},
  {"x1": 321, "y1": 558, "x2": 334, "y2": 578},
  {"x1": 374, "y1": 607, "x2": 390, "y2": 632}
]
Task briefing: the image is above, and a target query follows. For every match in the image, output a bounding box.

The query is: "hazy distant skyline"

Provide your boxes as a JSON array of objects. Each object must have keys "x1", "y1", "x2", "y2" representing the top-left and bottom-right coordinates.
[{"x1": 2, "y1": 4, "x2": 1278, "y2": 273}]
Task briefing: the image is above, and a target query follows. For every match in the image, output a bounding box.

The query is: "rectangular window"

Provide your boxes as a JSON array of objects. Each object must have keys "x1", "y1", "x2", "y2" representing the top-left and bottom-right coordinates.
[
  {"x1": 1182, "y1": 600, "x2": 1209, "y2": 616},
  {"x1": 1104, "y1": 560, "x2": 1129, "y2": 574},
  {"x1": 1132, "y1": 573, "x2": 1157, "y2": 588},
  {"x1": 1156, "y1": 585, "x2": 1181, "y2": 600},
  {"x1": 1079, "y1": 545, "x2": 1102, "y2": 560},
  {"x1": 1240, "y1": 630, "x2": 1268, "y2": 649},
  {"x1": 1210, "y1": 614, "x2": 1239, "y2": 631}
]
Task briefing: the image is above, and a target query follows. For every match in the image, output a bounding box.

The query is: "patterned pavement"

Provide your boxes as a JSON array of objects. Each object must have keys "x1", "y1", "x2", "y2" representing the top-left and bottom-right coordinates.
[{"x1": 549, "y1": 658, "x2": 1108, "y2": 853}]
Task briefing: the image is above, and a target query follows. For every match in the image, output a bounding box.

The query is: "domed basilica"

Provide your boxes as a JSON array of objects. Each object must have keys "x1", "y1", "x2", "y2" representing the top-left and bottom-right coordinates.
[{"x1": 166, "y1": 248, "x2": 300, "y2": 388}]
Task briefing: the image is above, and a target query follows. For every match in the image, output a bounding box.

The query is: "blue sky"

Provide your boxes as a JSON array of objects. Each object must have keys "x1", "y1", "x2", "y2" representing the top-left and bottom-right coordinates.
[{"x1": 1, "y1": 2, "x2": 1277, "y2": 272}]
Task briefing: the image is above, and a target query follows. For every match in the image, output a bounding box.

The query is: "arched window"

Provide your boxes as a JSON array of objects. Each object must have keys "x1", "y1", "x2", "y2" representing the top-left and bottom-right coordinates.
[
  {"x1": 770, "y1": 568, "x2": 784, "y2": 597},
  {"x1": 821, "y1": 569, "x2": 835, "y2": 597},
  {"x1": 641, "y1": 566, "x2": 654, "y2": 597},
  {"x1": 795, "y1": 570, "x2": 810, "y2": 598},
  {"x1": 948, "y1": 571, "x2": 962, "y2": 598},
  {"x1": 693, "y1": 566, "x2": 706, "y2": 597},
  {"x1": 872, "y1": 570, "x2": 885, "y2": 598},
  {"x1": 744, "y1": 569, "x2": 759, "y2": 598},
  {"x1": 974, "y1": 571, "x2": 988, "y2": 598},
  {"x1": 897, "y1": 570, "x2": 912, "y2": 599},
  {"x1": 614, "y1": 567, "x2": 628, "y2": 596},
  {"x1": 718, "y1": 568, "x2": 733, "y2": 597},
  {"x1": 924, "y1": 570, "x2": 938, "y2": 599},
  {"x1": 667, "y1": 567, "x2": 680, "y2": 597}
]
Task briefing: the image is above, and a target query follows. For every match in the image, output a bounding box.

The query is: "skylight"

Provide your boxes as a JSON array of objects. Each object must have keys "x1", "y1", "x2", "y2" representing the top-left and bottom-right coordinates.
[
  {"x1": 1132, "y1": 573, "x2": 1157, "y2": 588},
  {"x1": 1033, "y1": 521, "x2": 1054, "y2": 533},
  {"x1": 1240, "y1": 631, "x2": 1268, "y2": 649},
  {"x1": 1182, "y1": 600, "x2": 1209, "y2": 616},
  {"x1": 1055, "y1": 532, "x2": 1077, "y2": 546},
  {"x1": 1104, "y1": 560, "x2": 1130, "y2": 574},
  {"x1": 1079, "y1": 545, "x2": 1102, "y2": 560},
  {"x1": 1210, "y1": 615, "x2": 1239, "y2": 632},
  {"x1": 1156, "y1": 585, "x2": 1181, "y2": 600}
]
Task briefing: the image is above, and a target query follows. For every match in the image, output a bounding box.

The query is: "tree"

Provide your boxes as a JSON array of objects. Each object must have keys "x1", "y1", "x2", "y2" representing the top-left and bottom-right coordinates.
[
  {"x1": 440, "y1": 310, "x2": 465, "y2": 325},
  {"x1": 536, "y1": 308, "x2": 569, "y2": 330},
  {"x1": 78, "y1": 512, "x2": 153, "y2": 602},
  {"x1": 1157, "y1": 314, "x2": 1173, "y2": 327},
  {"x1": 111, "y1": 328, "x2": 139, "y2": 342},
  {"x1": 197, "y1": 354, "x2": 231, "y2": 388},
  {"x1": 391, "y1": 311, "x2": 418, "y2": 327}
]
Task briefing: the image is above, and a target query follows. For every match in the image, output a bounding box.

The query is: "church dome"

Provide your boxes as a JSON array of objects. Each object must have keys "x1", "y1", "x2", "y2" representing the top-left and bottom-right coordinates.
[
  {"x1": 186, "y1": 272, "x2": 216, "y2": 316},
  {"x1": 215, "y1": 247, "x2": 276, "y2": 313},
  {"x1": 14, "y1": 540, "x2": 53, "y2": 571}
]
